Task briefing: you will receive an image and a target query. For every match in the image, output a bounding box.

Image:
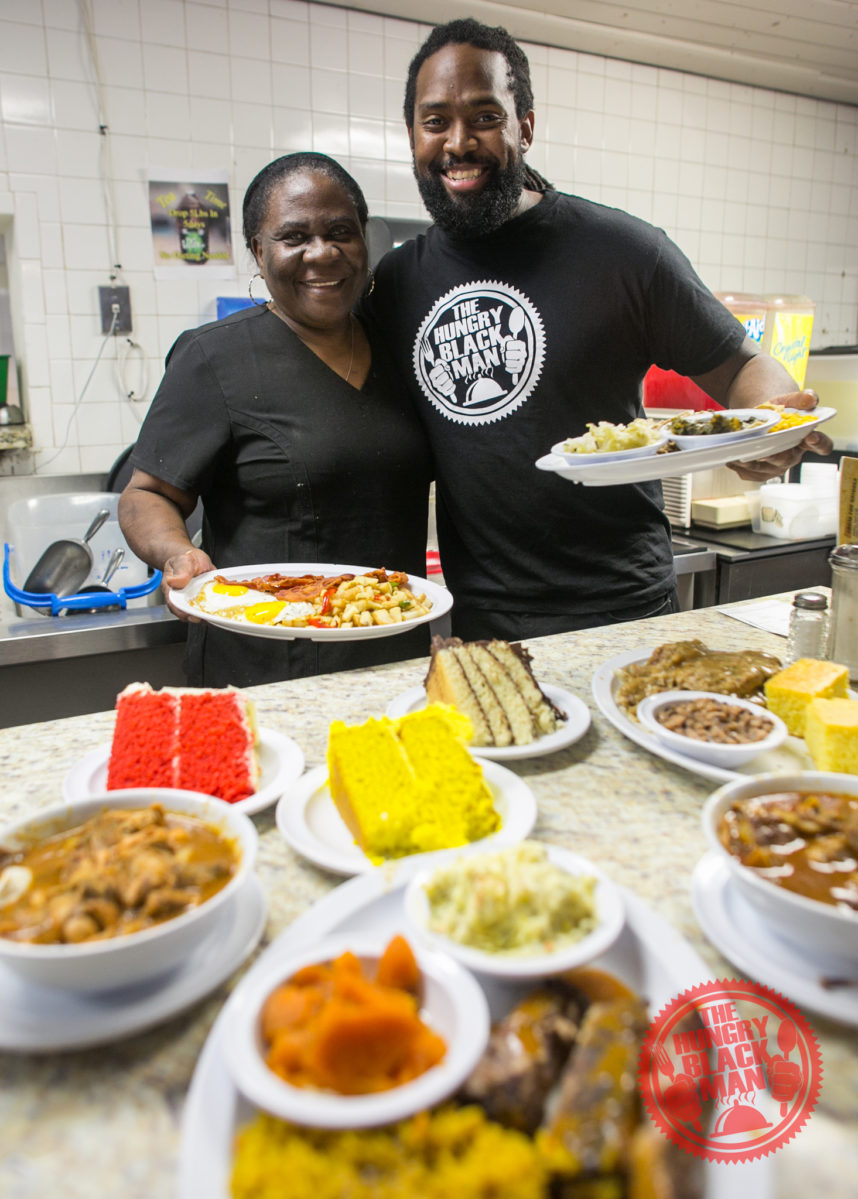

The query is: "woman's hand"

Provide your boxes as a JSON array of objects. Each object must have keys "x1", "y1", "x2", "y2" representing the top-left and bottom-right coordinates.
[
  {"x1": 727, "y1": 389, "x2": 833, "y2": 483},
  {"x1": 162, "y1": 547, "x2": 215, "y2": 621}
]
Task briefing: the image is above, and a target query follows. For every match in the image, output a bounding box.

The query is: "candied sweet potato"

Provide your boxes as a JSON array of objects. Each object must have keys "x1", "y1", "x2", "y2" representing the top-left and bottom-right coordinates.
[{"x1": 260, "y1": 936, "x2": 445, "y2": 1095}]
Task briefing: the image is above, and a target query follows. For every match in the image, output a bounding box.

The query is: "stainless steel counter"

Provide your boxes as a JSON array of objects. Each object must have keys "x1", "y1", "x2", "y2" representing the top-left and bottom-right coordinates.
[{"x1": 0, "y1": 603, "x2": 185, "y2": 667}]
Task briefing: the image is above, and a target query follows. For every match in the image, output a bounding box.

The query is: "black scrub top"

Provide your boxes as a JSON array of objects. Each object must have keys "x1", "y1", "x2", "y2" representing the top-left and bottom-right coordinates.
[{"x1": 131, "y1": 305, "x2": 434, "y2": 687}]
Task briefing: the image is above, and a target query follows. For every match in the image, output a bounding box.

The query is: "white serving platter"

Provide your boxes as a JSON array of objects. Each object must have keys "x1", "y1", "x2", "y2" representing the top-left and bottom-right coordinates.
[
  {"x1": 168, "y1": 562, "x2": 452, "y2": 641},
  {"x1": 536, "y1": 407, "x2": 835, "y2": 487},
  {"x1": 592, "y1": 646, "x2": 814, "y2": 784},
  {"x1": 385, "y1": 683, "x2": 591, "y2": 761},
  {"x1": 274, "y1": 760, "x2": 537, "y2": 876},
  {"x1": 179, "y1": 859, "x2": 771, "y2": 1199},
  {"x1": 62, "y1": 727, "x2": 305, "y2": 817}
]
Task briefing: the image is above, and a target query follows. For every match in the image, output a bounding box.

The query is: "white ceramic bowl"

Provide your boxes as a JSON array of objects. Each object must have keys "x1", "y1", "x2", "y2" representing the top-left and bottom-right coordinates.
[
  {"x1": 403, "y1": 844, "x2": 625, "y2": 980},
  {"x1": 702, "y1": 772, "x2": 858, "y2": 963},
  {"x1": 0, "y1": 790, "x2": 257, "y2": 992},
  {"x1": 222, "y1": 933, "x2": 489, "y2": 1128},
  {"x1": 551, "y1": 425, "x2": 669, "y2": 464},
  {"x1": 637, "y1": 690, "x2": 787, "y2": 768},
  {"x1": 666, "y1": 407, "x2": 778, "y2": 449}
]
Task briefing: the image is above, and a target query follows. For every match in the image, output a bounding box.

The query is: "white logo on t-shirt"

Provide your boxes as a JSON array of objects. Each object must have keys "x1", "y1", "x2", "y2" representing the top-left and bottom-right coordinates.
[{"x1": 413, "y1": 281, "x2": 544, "y2": 424}]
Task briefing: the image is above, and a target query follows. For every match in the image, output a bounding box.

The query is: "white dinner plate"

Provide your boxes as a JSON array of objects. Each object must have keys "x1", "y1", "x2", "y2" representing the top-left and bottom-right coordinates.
[
  {"x1": 385, "y1": 683, "x2": 591, "y2": 760},
  {"x1": 168, "y1": 562, "x2": 453, "y2": 641},
  {"x1": 62, "y1": 727, "x2": 305, "y2": 816},
  {"x1": 592, "y1": 646, "x2": 814, "y2": 784},
  {"x1": 0, "y1": 874, "x2": 266, "y2": 1053},
  {"x1": 179, "y1": 860, "x2": 772, "y2": 1199},
  {"x1": 274, "y1": 760, "x2": 537, "y2": 876},
  {"x1": 692, "y1": 852, "x2": 858, "y2": 1028},
  {"x1": 536, "y1": 407, "x2": 835, "y2": 487}
]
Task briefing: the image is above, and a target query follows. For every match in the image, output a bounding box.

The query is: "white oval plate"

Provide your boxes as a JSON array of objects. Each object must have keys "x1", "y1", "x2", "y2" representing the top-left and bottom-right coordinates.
[
  {"x1": 536, "y1": 407, "x2": 835, "y2": 487},
  {"x1": 592, "y1": 646, "x2": 814, "y2": 784},
  {"x1": 179, "y1": 860, "x2": 772, "y2": 1199},
  {"x1": 168, "y1": 562, "x2": 452, "y2": 642},
  {"x1": 666, "y1": 407, "x2": 779, "y2": 449},
  {"x1": 274, "y1": 760, "x2": 537, "y2": 876},
  {"x1": 62, "y1": 727, "x2": 305, "y2": 816},
  {"x1": 403, "y1": 844, "x2": 625, "y2": 979},
  {"x1": 222, "y1": 932, "x2": 489, "y2": 1128},
  {"x1": 385, "y1": 683, "x2": 591, "y2": 760},
  {"x1": 692, "y1": 852, "x2": 858, "y2": 1028},
  {"x1": 0, "y1": 874, "x2": 266, "y2": 1053}
]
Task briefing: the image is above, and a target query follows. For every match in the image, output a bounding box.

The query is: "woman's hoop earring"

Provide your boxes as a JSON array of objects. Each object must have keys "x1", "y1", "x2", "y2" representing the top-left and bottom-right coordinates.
[
  {"x1": 249, "y1": 272, "x2": 269, "y2": 307},
  {"x1": 366, "y1": 268, "x2": 375, "y2": 296}
]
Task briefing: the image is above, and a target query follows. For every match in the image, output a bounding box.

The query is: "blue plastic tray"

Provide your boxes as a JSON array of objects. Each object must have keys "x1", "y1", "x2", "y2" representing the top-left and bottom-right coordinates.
[{"x1": 3, "y1": 543, "x2": 162, "y2": 616}]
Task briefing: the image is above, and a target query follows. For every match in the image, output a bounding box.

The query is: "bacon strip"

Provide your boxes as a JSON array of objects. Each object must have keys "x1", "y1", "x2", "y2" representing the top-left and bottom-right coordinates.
[{"x1": 212, "y1": 568, "x2": 407, "y2": 599}]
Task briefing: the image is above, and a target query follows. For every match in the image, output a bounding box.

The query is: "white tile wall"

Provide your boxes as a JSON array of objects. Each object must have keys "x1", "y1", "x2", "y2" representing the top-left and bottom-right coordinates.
[{"x1": 0, "y1": 0, "x2": 856, "y2": 477}]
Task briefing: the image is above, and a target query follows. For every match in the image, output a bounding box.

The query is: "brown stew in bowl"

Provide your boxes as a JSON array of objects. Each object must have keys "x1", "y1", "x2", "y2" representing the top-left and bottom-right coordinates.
[
  {"x1": 0, "y1": 804, "x2": 239, "y2": 945},
  {"x1": 718, "y1": 792, "x2": 858, "y2": 911}
]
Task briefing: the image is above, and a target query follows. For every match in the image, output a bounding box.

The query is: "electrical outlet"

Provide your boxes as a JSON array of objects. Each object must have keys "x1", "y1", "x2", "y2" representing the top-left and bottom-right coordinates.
[{"x1": 98, "y1": 285, "x2": 132, "y2": 334}]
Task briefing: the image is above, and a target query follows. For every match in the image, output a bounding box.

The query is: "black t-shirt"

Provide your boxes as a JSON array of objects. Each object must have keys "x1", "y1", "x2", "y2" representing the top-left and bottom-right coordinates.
[
  {"x1": 132, "y1": 306, "x2": 433, "y2": 686},
  {"x1": 364, "y1": 190, "x2": 746, "y2": 617}
]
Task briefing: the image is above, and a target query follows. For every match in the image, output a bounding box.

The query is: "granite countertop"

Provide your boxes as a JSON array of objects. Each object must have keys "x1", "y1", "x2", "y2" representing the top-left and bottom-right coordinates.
[{"x1": 0, "y1": 601, "x2": 856, "y2": 1198}]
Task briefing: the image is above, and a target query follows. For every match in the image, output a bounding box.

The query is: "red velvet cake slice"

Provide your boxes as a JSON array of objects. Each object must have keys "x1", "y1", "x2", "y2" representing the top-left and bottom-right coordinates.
[{"x1": 106, "y1": 683, "x2": 259, "y2": 803}]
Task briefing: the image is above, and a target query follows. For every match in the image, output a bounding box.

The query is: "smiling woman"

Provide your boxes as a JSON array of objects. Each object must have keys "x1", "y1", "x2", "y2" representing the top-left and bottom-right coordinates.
[{"x1": 117, "y1": 154, "x2": 433, "y2": 688}]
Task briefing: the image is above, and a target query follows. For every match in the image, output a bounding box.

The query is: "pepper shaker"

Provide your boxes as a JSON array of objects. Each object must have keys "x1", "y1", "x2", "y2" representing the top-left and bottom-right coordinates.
[
  {"x1": 786, "y1": 591, "x2": 829, "y2": 664},
  {"x1": 828, "y1": 545, "x2": 858, "y2": 681}
]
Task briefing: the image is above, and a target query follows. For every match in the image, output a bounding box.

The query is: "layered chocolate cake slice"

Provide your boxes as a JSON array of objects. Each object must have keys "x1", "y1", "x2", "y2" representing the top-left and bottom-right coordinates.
[{"x1": 425, "y1": 636, "x2": 565, "y2": 747}]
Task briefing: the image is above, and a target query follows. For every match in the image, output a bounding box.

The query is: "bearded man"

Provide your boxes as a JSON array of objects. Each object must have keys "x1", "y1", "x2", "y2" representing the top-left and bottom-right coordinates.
[{"x1": 362, "y1": 18, "x2": 831, "y2": 641}]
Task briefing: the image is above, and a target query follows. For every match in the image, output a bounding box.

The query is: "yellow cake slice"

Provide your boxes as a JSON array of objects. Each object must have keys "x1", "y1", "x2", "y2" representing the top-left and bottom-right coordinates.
[
  {"x1": 326, "y1": 705, "x2": 500, "y2": 863},
  {"x1": 803, "y1": 698, "x2": 858, "y2": 773},
  {"x1": 327, "y1": 716, "x2": 418, "y2": 859},
  {"x1": 763, "y1": 658, "x2": 849, "y2": 736}
]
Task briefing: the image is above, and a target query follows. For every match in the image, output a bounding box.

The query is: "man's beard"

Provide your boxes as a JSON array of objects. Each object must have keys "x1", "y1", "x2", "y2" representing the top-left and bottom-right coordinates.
[{"x1": 414, "y1": 152, "x2": 526, "y2": 238}]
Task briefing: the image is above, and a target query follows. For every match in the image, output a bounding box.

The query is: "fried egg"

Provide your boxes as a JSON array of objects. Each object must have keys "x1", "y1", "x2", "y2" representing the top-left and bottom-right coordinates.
[{"x1": 193, "y1": 581, "x2": 315, "y2": 626}]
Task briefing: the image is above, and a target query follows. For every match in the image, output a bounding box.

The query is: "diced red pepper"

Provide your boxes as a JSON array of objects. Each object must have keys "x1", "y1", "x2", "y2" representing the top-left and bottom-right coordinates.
[{"x1": 320, "y1": 587, "x2": 336, "y2": 615}]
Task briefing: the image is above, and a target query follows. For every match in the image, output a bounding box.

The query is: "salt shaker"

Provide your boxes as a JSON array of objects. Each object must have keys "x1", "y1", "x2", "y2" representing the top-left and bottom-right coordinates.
[
  {"x1": 828, "y1": 545, "x2": 858, "y2": 681},
  {"x1": 786, "y1": 591, "x2": 829, "y2": 663}
]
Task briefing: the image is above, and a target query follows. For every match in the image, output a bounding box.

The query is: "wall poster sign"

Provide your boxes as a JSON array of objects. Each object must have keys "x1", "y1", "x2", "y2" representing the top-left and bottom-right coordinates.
[{"x1": 147, "y1": 168, "x2": 235, "y2": 279}]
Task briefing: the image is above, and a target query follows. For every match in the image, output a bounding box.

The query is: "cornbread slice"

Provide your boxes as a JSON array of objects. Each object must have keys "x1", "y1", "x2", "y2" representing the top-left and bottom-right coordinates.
[
  {"x1": 763, "y1": 658, "x2": 849, "y2": 736},
  {"x1": 326, "y1": 705, "x2": 500, "y2": 863},
  {"x1": 804, "y1": 698, "x2": 858, "y2": 773}
]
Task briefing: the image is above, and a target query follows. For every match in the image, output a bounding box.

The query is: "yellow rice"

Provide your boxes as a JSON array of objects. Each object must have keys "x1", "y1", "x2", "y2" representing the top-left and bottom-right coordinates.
[{"x1": 230, "y1": 1105, "x2": 548, "y2": 1199}]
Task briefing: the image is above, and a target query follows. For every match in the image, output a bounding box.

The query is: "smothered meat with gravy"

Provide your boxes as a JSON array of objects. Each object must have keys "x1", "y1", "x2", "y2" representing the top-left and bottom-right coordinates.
[
  {"x1": 615, "y1": 640, "x2": 782, "y2": 715},
  {"x1": 0, "y1": 804, "x2": 239, "y2": 945}
]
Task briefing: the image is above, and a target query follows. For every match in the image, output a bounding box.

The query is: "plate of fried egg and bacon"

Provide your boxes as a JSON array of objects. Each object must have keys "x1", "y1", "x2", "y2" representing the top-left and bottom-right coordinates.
[{"x1": 168, "y1": 562, "x2": 452, "y2": 641}]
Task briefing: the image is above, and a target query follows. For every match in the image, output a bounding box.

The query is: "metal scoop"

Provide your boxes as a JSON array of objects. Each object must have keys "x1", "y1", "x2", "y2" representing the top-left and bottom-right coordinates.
[
  {"x1": 22, "y1": 508, "x2": 110, "y2": 597},
  {"x1": 61, "y1": 547, "x2": 125, "y2": 616}
]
